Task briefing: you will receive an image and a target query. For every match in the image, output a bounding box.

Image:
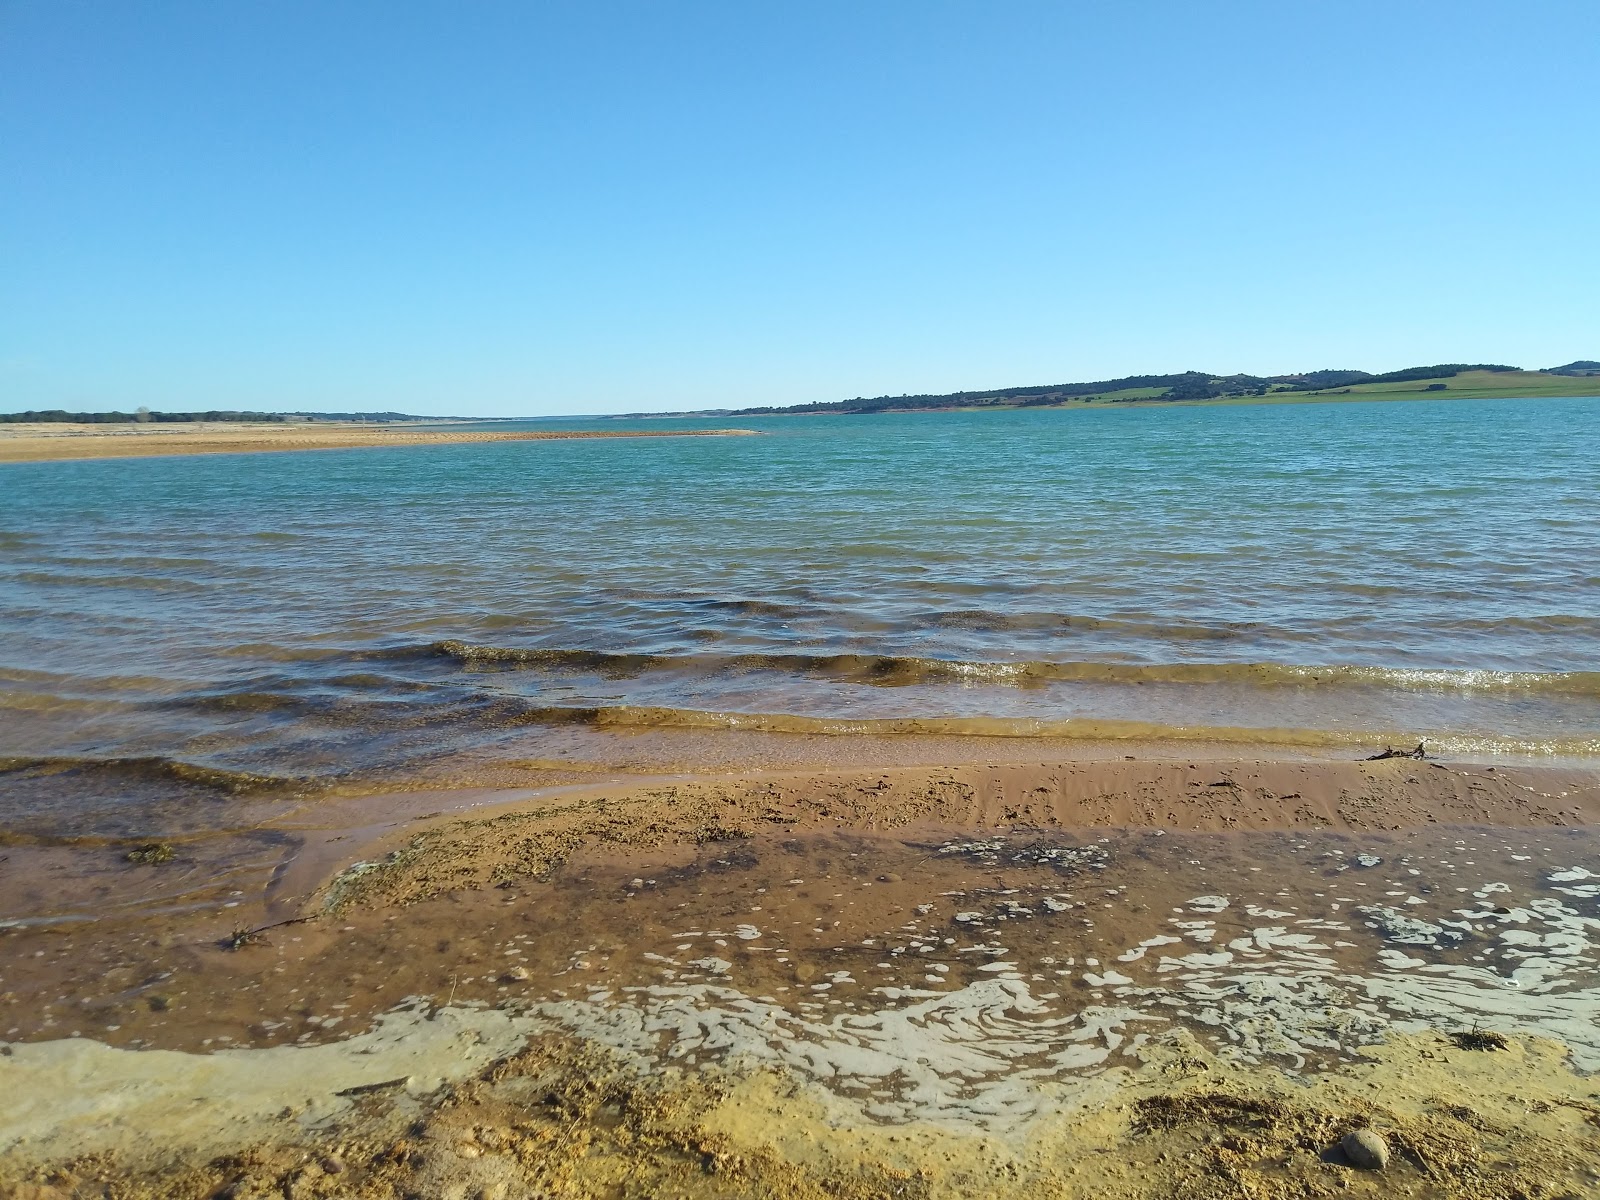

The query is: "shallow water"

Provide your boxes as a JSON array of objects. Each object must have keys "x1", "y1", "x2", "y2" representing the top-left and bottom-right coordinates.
[
  {"x1": 7, "y1": 824, "x2": 1599, "y2": 1099},
  {"x1": 3, "y1": 397, "x2": 1600, "y2": 832}
]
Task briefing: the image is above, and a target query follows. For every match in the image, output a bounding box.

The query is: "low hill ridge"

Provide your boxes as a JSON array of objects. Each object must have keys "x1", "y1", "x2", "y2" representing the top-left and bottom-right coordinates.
[{"x1": 722, "y1": 362, "x2": 1588, "y2": 415}]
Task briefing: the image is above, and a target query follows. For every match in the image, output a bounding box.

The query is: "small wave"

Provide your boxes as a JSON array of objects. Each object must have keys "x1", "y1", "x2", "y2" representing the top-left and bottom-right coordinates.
[
  {"x1": 696, "y1": 597, "x2": 818, "y2": 619},
  {"x1": 910, "y1": 610, "x2": 1284, "y2": 642},
  {"x1": 412, "y1": 641, "x2": 1600, "y2": 697},
  {"x1": 0, "y1": 755, "x2": 301, "y2": 793},
  {"x1": 483, "y1": 702, "x2": 1600, "y2": 756},
  {"x1": 217, "y1": 642, "x2": 350, "y2": 663},
  {"x1": 10, "y1": 570, "x2": 207, "y2": 593}
]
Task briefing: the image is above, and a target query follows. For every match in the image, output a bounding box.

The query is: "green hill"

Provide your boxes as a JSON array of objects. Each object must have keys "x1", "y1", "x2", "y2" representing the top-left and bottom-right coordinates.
[{"x1": 725, "y1": 362, "x2": 1599, "y2": 415}]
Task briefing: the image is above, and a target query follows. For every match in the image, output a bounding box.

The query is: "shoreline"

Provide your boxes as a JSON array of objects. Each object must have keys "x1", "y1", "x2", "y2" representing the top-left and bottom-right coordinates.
[
  {"x1": 0, "y1": 423, "x2": 759, "y2": 464},
  {"x1": 3, "y1": 748, "x2": 1600, "y2": 1196},
  {"x1": 719, "y1": 388, "x2": 1600, "y2": 416},
  {"x1": 3, "y1": 755, "x2": 1600, "y2": 1198},
  {"x1": 3, "y1": 746, "x2": 1600, "y2": 1196}
]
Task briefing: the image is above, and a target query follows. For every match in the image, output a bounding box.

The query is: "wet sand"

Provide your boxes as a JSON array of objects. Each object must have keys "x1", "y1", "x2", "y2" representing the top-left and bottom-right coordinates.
[
  {"x1": 0, "y1": 422, "x2": 758, "y2": 463},
  {"x1": 3, "y1": 747, "x2": 1599, "y2": 1198}
]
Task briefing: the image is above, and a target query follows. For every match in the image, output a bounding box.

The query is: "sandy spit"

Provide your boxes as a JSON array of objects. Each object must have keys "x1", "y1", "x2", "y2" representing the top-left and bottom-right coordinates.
[
  {"x1": 0, "y1": 423, "x2": 759, "y2": 463},
  {"x1": 316, "y1": 756, "x2": 1599, "y2": 910}
]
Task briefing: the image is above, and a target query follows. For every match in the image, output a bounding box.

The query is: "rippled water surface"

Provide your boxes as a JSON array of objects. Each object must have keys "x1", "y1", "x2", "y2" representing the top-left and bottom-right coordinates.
[{"x1": 4, "y1": 396, "x2": 1600, "y2": 797}]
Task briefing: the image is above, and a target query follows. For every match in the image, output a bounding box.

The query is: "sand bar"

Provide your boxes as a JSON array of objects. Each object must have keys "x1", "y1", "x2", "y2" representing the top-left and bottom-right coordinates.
[{"x1": 0, "y1": 421, "x2": 759, "y2": 463}]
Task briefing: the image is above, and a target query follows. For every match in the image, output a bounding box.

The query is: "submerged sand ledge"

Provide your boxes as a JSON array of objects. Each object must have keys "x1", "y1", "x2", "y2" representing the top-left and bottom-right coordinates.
[
  {"x1": 313, "y1": 756, "x2": 1600, "y2": 910},
  {"x1": 0, "y1": 422, "x2": 759, "y2": 463}
]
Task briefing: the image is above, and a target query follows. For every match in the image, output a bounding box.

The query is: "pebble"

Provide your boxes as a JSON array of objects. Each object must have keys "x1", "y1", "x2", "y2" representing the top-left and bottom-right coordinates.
[
  {"x1": 793, "y1": 963, "x2": 817, "y2": 983},
  {"x1": 1341, "y1": 1129, "x2": 1389, "y2": 1169},
  {"x1": 502, "y1": 966, "x2": 530, "y2": 983},
  {"x1": 878, "y1": 872, "x2": 903, "y2": 883}
]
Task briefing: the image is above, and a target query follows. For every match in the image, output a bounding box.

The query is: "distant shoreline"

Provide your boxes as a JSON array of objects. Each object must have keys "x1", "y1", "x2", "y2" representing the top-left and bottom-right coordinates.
[
  {"x1": 0, "y1": 422, "x2": 759, "y2": 464},
  {"x1": 618, "y1": 363, "x2": 1599, "y2": 418}
]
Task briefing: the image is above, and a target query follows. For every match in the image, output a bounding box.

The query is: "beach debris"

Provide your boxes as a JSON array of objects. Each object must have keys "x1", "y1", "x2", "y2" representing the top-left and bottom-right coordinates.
[
  {"x1": 219, "y1": 915, "x2": 314, "y2": 950},
  {"x1": 333, "y1": 1075, "x2": 410, "y2": 1098},
  {"x1": 1340, "y1": 1128, "x2": 1390, "y2": 1169},
  {"x1": 1366, "y1": 742, "x2": 1427, "y2": 761},
  {"x1": 1449, "y1": 1025, "x2": 1509, "y2": 1052},
  {"x1": 125, "y1": 842, "x2": 175, "y2": 864}
]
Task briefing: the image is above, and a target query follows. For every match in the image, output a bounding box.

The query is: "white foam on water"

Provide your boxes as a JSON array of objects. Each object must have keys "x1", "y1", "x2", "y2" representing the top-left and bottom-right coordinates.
[
  {"x1": 528, "y1": 862, "x2": 1600, "y2": 1124},
  {"x1": 537, "y1": 976, "x2": 1157, "y2": 1131},
  {"x1": 12, "y1": 845, "x2": 1600, "y2": 1161}
]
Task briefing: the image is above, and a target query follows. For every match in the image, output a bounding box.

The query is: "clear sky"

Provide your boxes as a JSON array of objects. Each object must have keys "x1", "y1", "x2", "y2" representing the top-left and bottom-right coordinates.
[{"x1": 2, "y1": 1, "x2": 1597, "y2": 416}]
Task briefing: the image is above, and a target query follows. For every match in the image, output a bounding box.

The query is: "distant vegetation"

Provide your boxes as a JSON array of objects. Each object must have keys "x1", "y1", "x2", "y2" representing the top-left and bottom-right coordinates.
[
  {"x1": 0, "y1": 409, "x2": 463, "y2": 424},
  {"x1": 723, "y1": 362, "x2": 1590, "y2": 415}
]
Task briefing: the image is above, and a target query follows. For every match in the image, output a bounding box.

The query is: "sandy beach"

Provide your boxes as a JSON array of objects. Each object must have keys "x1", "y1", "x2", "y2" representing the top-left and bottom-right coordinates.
[
  {"x1": 6, "y1": 2, "x2": 1595, "y2": 1196},
  {"x1": 3, "y1": 742, "x2": 1598, "y2": 1198},
  {"x1": 0, "y1": 422, "x2": 758, "y2": 463}
]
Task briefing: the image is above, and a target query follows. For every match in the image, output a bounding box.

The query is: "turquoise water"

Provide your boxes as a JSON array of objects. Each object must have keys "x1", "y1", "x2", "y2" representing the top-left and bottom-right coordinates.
[{"x1": 3, "y1": 395, "x2": 1600, "y2": 825}]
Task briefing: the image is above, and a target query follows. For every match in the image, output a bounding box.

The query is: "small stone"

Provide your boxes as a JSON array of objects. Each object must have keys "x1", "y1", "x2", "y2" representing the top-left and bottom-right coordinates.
[
  {"x1": 793, "y1": 963, "x2": 817, "y2": 983},
  {"x1": 502, "y1": 966, "x2": 530, "y2": 983},
  {"x1": 1341, "y1": 1129, "x2": 1389, "y2": 1170},
  {"x1": 319, "y1": 1156, "x2": 344, "y2": 1174},
  {"x1": 878, "y1": 873, "x2": 902, "y2": 883}
]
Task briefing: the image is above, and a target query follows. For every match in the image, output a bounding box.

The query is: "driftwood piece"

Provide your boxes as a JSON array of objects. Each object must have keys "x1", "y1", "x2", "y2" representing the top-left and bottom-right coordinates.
[{"x1": 1366, "y1": 742, "x2": 1427, "y2": 761}]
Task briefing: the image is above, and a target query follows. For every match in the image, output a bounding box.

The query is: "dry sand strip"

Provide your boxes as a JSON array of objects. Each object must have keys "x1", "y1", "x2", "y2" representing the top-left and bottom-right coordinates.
[{"x1": 0, "y1": 423, "x2": 759, "y2": 463}]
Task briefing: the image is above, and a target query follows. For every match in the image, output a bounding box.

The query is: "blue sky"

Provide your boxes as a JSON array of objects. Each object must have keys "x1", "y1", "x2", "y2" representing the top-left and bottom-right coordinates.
[{"x1": 2, "y1": 1, "x2": 1596, "y2": 416}]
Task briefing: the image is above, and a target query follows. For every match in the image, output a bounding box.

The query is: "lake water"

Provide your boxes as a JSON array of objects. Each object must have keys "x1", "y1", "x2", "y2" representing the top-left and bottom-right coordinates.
[{"x1": 3, "y1": 395, "x2": 1599, "y2": 831}]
